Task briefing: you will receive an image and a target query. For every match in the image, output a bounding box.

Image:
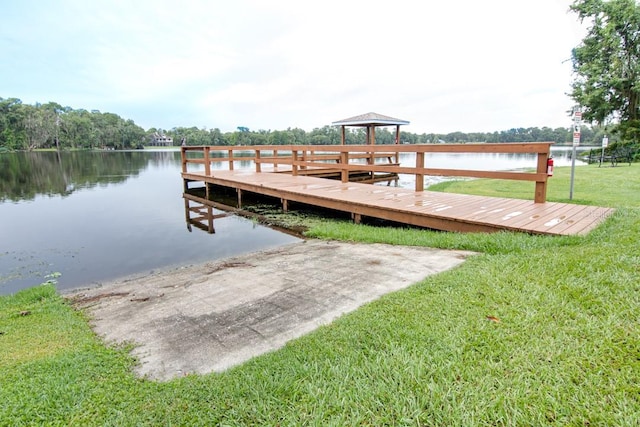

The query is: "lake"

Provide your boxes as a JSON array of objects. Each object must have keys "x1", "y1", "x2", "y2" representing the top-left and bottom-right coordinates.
[{"x1": 0, "y1": 146, "x2": 588, "y2": 295}]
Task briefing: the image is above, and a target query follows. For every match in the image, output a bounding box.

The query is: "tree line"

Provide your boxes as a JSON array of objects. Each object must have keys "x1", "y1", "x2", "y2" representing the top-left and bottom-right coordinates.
[
  {"x1": 167, "y1": 123, "x2": 620, "y2": 146},
  {"x1": 0, "y1": 98, "x2": 147, "y2": 151},
  {"x1": 1, "y1": 96, "x2": 621, "y2": 152}
]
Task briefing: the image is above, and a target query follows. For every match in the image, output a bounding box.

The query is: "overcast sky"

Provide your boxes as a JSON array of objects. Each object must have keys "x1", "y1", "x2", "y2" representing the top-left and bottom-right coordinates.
[{"x1": 0, "y1": 0, "x2": 586, "y2": 134}]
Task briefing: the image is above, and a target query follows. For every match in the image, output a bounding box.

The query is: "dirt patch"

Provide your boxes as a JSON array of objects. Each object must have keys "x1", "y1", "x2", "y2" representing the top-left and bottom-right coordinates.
[
  {"x1": 68, "y1": 291, "x2": 130, "y2": 306},
  {"x1": 66, "y1": 240, "x2": 474, "y2": 381}
]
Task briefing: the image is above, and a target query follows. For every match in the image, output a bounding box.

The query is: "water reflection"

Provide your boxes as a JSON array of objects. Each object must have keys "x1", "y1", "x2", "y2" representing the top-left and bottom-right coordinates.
[
  {"x1": 0, "y1": 150, "x2": 301, "y2": 295},
  {"x1": 184, "y1": 195, "x2": 230, "y2": 234},
  {"x1": 0, "y1": 150, "x2": 171, "y2": 201}
]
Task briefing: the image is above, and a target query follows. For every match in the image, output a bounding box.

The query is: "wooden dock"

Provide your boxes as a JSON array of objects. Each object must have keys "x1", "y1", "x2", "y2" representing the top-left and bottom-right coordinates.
[
  {"x1": 181, "y1": 144, "x2": 614, "y2": 236},
  {"x1": 182, "y1": 170, "x2": 612, "y2": 236}
]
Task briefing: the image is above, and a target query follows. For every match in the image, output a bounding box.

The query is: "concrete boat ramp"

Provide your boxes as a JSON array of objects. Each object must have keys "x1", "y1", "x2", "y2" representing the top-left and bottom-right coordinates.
[{"x1": 67, "y1": 240, "x2": 472, "y2": 381}]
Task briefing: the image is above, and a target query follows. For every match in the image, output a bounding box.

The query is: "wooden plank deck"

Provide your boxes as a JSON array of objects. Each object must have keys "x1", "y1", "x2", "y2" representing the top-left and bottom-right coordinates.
[{"x1": 182, "y1": 170, "x2": 614, "y2": 236}]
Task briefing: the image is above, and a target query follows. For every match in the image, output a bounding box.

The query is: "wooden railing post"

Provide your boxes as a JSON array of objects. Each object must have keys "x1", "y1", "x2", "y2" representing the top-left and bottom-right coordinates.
[
  {"x1": 535, "y1": 151, "x2": 548, "y2": 203},
  {"x1": 292, "y1": 150, "x2": 298, "y2": 176},
  {"x1": 415, "y1": 151, "x2": 425, "y2": 192},
  {"x1": 340, "y1": 151, "x2": 349, "y2": 183},
  {"x1": 255, "y1": 149, "x2": 261, "y2": 173},
  {"x1": 228, "y1": 149, "x2": 234, "y2": 171},
  {"x1": 368, "y1": 149, "x2": 374, "y2": 180},
  {"x1": 181, "y1": 147, "x2": 187, "y2": 173},
  {"x1": 204, "y1": 146, "x2": 211, "y2": 176},
  {"x1": 273, "y1": 149, "x2": 278, "y2": 170}
]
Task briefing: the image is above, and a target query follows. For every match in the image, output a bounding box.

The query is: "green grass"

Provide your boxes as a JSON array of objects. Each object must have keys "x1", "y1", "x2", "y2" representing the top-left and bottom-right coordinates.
[
  {"x1": 1, "y1": 165, "x2": 639, "y2": 425},
  {"x1": 428, "y1": 163, "x2": 640, "y2": 208}
]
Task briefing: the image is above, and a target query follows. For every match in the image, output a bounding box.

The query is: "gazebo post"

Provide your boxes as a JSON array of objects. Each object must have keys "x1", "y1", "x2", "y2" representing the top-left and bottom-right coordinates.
[
  {"x1": 395, "y1": 125, "x2": 401, "y2": 163},
  {"x1": 331, "y1": 112, "x2": 410, "y2": 181},
  {"x1": 332, "y1": 113, "x2": 410, "y2": 146},
  {"x1": 368, "y1": 126, "x2": 375, "y2": 179}
]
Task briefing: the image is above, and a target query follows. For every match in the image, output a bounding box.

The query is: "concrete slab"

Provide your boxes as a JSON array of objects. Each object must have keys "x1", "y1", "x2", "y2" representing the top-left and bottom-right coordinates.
[{"x1": 66, "y1": 240, "x2": 473, "y2": 381}]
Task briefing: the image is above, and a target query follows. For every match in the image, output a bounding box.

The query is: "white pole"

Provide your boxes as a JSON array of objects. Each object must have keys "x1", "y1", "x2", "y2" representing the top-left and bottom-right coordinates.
[
  {"x1": 601, "y1": 135, "x2": 609, "y2": 165},
  {"x1": 569, "y1": 106, "x2": 582, "y2": 201},
  {"x1": 569, "y1": 145, "x2": 577, "y2": 200}
]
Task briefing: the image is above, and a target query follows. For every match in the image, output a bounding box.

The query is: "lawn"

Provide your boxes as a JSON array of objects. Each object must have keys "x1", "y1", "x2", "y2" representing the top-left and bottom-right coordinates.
[{"x1": 1, "y1": 164, "x2": 638, "y2": 426}]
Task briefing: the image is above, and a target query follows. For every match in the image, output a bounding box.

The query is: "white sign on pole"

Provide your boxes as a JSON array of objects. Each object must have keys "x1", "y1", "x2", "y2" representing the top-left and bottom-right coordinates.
[
  {"x1": 573, "y1": 107, "x2": 582, "y2": 147},
  {"x1": 574, "y1": 111, "x2": 582, "y2": 122},
  {"x1": 602, "y1": 136, "x2": 609, "y2": 147}
]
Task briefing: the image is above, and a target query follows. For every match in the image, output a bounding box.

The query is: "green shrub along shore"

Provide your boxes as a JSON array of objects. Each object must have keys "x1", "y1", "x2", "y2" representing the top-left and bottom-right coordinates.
[{"x1": 1, "y1": 164, "x2": 638, "y2": 426}]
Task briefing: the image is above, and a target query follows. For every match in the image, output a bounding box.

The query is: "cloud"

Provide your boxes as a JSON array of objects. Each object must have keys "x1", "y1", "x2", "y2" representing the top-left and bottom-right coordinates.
[{"x1": 0, "y1": 0, "x2": 586, "y2": 133}]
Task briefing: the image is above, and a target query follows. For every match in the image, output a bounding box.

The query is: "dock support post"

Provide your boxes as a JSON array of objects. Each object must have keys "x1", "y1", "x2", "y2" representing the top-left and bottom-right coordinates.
[
  {"x1": 237, "y1": 188, "x2": 243, "y2": 208},
  {"x1": 352, "y1": 213, "x2": 362, "y2": 224},
  {"x1": 282, "y1": 199, "x2": 288, "y2": 212},
  {"x1": 184, "y1": 198, "x2": 190, "y2": 224},
  {"x1": 207, "y1": 205, "x2": 215, "y2": 234}
]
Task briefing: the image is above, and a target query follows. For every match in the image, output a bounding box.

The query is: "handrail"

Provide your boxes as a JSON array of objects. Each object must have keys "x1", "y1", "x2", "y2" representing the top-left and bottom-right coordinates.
[{"x1": 181, "y1": 142, "x2": 554, "y2": 202}]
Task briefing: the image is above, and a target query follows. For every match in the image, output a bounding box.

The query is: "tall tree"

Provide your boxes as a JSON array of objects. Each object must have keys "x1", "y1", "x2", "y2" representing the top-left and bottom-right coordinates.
[
  {"x1": 0, "y1": 97, "x2": 27, "y2": 150},
  {"x1": 570, "y1": 0, "x2": 640, "y2": 143},
  {"x1": 23, "y1": 104, "x2": 57, "y2": 150}
]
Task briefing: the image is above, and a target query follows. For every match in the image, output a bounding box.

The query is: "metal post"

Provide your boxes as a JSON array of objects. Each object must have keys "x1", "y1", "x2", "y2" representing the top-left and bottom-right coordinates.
[
  {"x1": 569, "y1": 145, "x2": 577, "y2": 200},
  {"x1": 601, "y1": 135, "x2": 608, "y2": 166},
  {"x1": 569, "y1": 106, "x2": 582, "y2": 200}
]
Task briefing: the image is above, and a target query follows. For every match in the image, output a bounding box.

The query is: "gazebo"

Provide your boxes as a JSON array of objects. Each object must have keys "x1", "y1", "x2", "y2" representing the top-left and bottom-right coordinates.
[{"x1": 331, "y1": 112, "x2": 410, "y2": 145}]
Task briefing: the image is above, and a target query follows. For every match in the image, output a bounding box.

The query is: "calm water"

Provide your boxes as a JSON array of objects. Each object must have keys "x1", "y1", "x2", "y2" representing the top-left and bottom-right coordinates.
[
  {"x1": 0, "y1": 146, "x2": 587, "y2": 295},
  {"x1": 0, "y1": 149, "x2": 301, "y2": 295}
]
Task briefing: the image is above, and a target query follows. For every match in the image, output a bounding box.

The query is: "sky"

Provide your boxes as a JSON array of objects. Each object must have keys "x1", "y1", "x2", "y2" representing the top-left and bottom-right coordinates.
[{"x1": 0, "y1": 0, "x2": 587, "y2": 134}]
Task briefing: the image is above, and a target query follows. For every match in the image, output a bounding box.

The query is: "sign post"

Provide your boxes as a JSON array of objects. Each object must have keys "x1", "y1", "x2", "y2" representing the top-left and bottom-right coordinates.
[
  {"x1": 601, "y1": 135, "x2": 608, "y2": 164},
  {"x1": 569, "y1": 107, "x2": 581, "y2": 200}
]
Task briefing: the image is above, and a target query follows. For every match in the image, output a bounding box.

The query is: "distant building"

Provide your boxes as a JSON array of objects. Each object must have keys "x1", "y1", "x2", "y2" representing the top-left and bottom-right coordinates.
[{"x1": 149, "y1": 132, "x2": 173, "y2": 146}]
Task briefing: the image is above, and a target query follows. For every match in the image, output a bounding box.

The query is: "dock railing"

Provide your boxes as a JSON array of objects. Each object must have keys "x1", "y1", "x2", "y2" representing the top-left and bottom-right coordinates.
[{"x1": 182, "y1": 142, "x2": 554, "y2": 203}]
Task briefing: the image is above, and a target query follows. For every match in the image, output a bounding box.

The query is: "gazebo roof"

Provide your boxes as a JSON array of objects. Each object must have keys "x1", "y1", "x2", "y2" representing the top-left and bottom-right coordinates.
[{"x1": 332, "y1": 112, "x2": 410, "y2": 127}]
